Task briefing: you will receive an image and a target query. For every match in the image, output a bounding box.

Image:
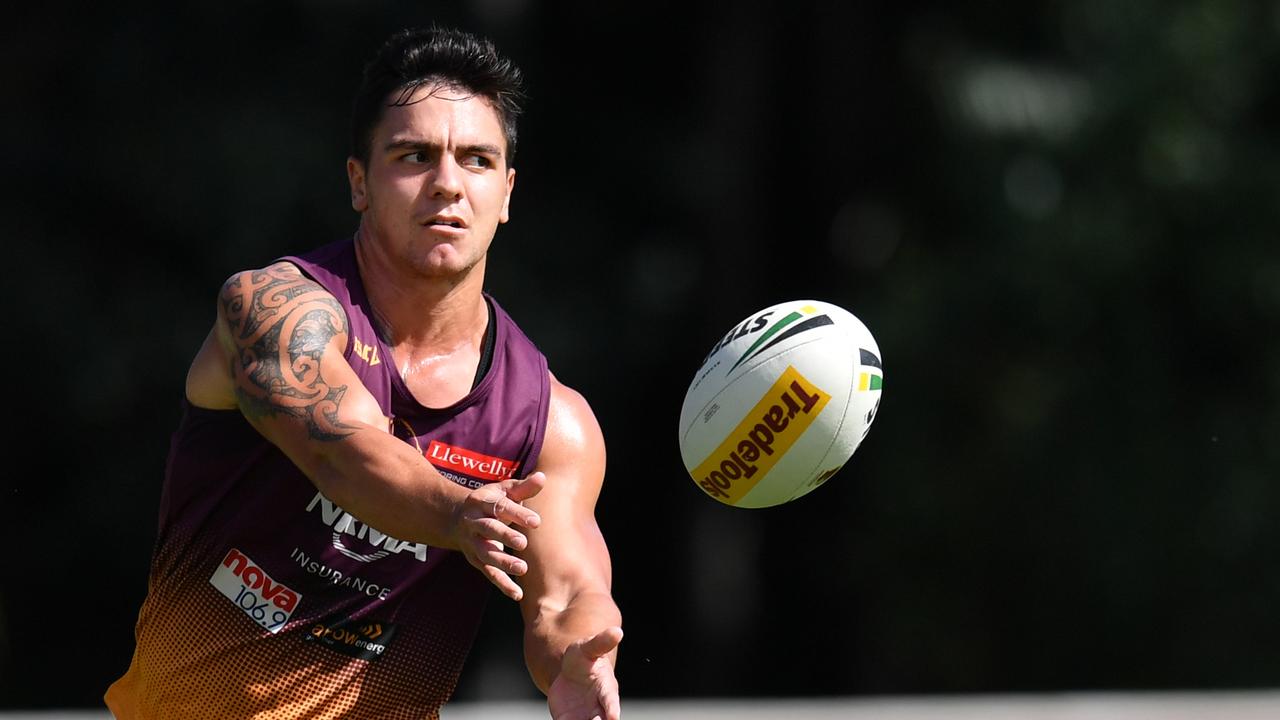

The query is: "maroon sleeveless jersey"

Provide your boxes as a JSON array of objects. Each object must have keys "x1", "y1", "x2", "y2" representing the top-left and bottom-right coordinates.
[{"x1": 106, "y1": 237, "x2": 551, "y2": 719}]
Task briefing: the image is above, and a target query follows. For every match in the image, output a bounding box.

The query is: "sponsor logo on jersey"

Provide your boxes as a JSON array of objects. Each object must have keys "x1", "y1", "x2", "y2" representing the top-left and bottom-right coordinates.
[
  {"x1": 209, "y1": 548, "x2": 301, "y2": 633},
  {"x1": 436, "y1": 466, "x2": 486, "y2": 490},
  {"x1": 693, "y1": 366, "x2": 830, "y2": 503},
  {"x1": 426, "y1": 440, "x2": 519, "y2": 482},
  {"x1": 305, "y1": 492, "x2": 429, "y2": 563},
  {"x1": 289, "y1": 547, "x2": 394, "y2": 600},
  {"x1": 305, "y1": 615, "x2": 398, "y2": 661},
  {"x1": 352, "y1": 336, "x2": 381, "y2": 366}
]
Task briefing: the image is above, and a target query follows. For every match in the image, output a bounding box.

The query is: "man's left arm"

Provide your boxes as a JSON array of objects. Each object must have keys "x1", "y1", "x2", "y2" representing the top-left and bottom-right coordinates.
[{"x1": 518, "y1": 378, "x2": 623, "y2": 720}]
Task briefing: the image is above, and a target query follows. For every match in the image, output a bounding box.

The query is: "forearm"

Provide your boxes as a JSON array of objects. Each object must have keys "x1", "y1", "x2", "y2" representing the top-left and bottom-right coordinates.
[
  {"x1": 524, "y1": 591, "x2": 622, "y2": 693},
  {"x1": 212, "y1": 264, "x2": 498, "y2": 555},
  {"x1": 303, "y1": 424, "x2": 471, "y2": 549}
]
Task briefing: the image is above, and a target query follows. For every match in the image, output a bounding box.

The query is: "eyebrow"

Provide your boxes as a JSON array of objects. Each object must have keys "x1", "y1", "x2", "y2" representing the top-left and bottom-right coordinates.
[{"x1": 384, "y1": 138, "x2": 504, "y2": 158}]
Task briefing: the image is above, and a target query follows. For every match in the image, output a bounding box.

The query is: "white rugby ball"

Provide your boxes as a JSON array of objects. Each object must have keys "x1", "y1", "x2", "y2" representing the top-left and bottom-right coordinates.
[{"x1": 678, "y1": 300, "x2": 883, "y2": 508}]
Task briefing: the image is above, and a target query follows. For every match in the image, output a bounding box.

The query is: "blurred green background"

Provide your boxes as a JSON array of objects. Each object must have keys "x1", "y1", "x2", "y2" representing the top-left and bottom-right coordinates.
[{"x1": 4, "y1": 0, "x2": 1280, "y2": 709}]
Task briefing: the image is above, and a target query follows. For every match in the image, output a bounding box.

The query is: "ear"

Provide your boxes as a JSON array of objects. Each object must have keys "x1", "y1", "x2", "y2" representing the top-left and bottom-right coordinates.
[
  {"x1": 347, "y1": 157, "x2": 369, "y2": 212},
  {"x1": 498, "y1": 167, "x2": 516, "y2": 224}
]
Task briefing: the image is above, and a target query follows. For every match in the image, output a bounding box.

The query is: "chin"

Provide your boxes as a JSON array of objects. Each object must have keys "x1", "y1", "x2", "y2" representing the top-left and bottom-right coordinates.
[{"x1": 416, "y1": 250, "x2": 482, "y2": 279}]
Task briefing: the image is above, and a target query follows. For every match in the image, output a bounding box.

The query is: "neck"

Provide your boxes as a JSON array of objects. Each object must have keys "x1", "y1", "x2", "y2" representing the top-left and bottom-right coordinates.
[{"x1": 353, "y1": 227, "x2": 488, "y2": 349}]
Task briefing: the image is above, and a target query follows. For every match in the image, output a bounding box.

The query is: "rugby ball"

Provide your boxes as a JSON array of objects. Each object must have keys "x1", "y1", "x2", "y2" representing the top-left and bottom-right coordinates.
[{"x1": 678, "y1": 300, "x2": 883, "y2": 508}]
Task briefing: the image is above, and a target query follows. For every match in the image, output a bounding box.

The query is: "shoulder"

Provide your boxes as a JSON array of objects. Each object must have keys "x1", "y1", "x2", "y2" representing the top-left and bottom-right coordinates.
[
  {"x1": 216, "y1": 261, "x2": 349, "y2": 333},
  {"x1": 217, "y1": 261, "x2": 306, "y2": 304},
  {"x1": 541, "y1": 373, "x2": 605, "y2": 463},
  {"x1": 526, "y1": 374, "x2": 607, "y2": 516},
  {"x1": 191, "y1": 262, "x2": 348, "y2": 409}
]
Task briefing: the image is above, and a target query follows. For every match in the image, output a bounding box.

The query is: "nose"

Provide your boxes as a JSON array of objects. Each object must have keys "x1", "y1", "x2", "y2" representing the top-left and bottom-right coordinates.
[{"x1": 429, "y1": 154, "x2": 464, "y2": 200}]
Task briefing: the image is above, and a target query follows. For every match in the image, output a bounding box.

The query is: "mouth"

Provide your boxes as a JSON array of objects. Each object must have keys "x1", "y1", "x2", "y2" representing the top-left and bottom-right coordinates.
[{"x1": 425, "y1": 215, "x2": 467, "y2": 230}]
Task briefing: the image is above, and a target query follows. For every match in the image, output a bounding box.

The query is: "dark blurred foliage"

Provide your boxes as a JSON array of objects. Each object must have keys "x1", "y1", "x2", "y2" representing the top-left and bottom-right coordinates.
[{"x1": 4, "y1": 0, "x2": 1280, "y2": 709}]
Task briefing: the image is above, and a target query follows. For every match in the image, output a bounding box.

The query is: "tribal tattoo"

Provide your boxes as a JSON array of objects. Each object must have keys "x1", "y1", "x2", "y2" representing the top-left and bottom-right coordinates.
[{"x1": 220, "y1": 263, "x2": 359, "y2": 441}]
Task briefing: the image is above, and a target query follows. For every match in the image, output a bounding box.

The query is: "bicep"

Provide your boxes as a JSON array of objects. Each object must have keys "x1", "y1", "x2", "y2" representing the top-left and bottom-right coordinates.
[
  {"x1": 519, "y1": 383, "x2": 613, "y2": 614},
  {"x1": 215, "y1": 262, "x2": 387, "y2": 463}
]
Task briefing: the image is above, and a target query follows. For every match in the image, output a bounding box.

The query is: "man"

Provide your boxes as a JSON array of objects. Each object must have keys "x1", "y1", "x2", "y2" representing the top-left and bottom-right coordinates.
[{"x1": 105, "y1": 26, "x2": 623, "y2": 720}]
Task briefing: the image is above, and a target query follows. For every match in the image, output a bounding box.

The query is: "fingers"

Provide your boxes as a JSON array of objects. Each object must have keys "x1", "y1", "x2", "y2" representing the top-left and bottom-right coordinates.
[
  {"x1": 603, "y1": 692, "x2": 622, "y2": 720},
  {"x1": 473, "y1": 514, "x2": 530, "y2": 551},
  {"x1": 477, "y1": 471, "x2": 545, "y2": 530},
  {"x1": 467, "y1": 535, "x2": 528, "y2": 601},
  {"x1": 473, "y1": 537, "x2": 528, "y2": 576},
  {"x1": 458, "y1": 515, "x2": 527, "y2": 599},
  {"x1": 504, "y1": 471, "x2": 546, "y2": 504},
  {"x1": 458, "y1": 472, "x2": 547, "y2": 602},
  {"x1": 482, "y1": 563, "x2": 525, "y2": 602},
  {"x1": 491, "y1": 495, "x2": 541, "y2": 530},
  {"x1": 580, "y1": 626, "x2": 624, "y2": 659}
]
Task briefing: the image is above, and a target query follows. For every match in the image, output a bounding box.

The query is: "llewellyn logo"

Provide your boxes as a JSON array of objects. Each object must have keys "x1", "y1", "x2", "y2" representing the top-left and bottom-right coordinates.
[{"x1": 426, "y1": 441, "x2": 520, "y2": 482}]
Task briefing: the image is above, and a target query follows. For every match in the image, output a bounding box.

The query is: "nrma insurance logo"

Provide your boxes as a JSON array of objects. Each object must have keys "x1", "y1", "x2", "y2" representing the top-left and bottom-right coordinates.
[{"x1": 305, "y1": 492, "x2": 428, "y2": 563}]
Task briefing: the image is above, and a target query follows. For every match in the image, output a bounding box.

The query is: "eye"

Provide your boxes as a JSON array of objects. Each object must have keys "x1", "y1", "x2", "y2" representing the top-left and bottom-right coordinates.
[
  {"x1": 462, "y1": 154, "x2": 493, "y2": 169},
  {"x1": 403, "y1": 151, "x2": 428, "y2": 164}
]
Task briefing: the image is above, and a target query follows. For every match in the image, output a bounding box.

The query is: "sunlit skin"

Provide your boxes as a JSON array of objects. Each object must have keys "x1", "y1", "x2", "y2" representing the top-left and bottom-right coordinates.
[
  {"x1": 349, "y1": 85, "x2": 514, "y2": 281},
  {"x1": 346, "y1": 85, "x2": 515, "y2": 406},
  {"x1": 183, "y1": 81, "x2": 622, "y2": 720}
]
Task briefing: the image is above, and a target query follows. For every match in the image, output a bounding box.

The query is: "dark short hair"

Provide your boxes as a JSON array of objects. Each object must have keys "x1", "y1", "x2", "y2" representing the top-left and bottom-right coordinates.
[{"x1": 350, "y1": 26, "x2": 526, "y2": 166}]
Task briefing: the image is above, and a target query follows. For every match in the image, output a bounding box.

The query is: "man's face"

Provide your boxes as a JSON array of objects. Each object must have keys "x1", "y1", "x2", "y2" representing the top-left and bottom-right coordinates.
[{"x1": 348, "y1": 84, "x2": 515, "y2": 280}]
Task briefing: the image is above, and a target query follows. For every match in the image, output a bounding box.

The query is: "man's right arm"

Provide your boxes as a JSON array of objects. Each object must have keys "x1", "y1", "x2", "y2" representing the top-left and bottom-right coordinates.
[{"x1": 185, "y1": 261, "x2": 540, "y2": 599}]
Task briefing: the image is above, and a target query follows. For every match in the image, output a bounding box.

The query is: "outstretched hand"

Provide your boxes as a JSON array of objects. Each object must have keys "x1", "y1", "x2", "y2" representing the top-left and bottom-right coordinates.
[
  {"x1": 454, "y1": 471, "x2": 545, "y2": 600},
  {"x1": 547, "y1": 626, "x2": 623, "y2": 720}
]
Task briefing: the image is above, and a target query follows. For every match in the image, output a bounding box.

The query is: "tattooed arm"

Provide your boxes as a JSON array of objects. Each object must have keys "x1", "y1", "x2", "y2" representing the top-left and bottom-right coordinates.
[{"x1": 183, "y1": 262, "x2": 543, "y2": 599}]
